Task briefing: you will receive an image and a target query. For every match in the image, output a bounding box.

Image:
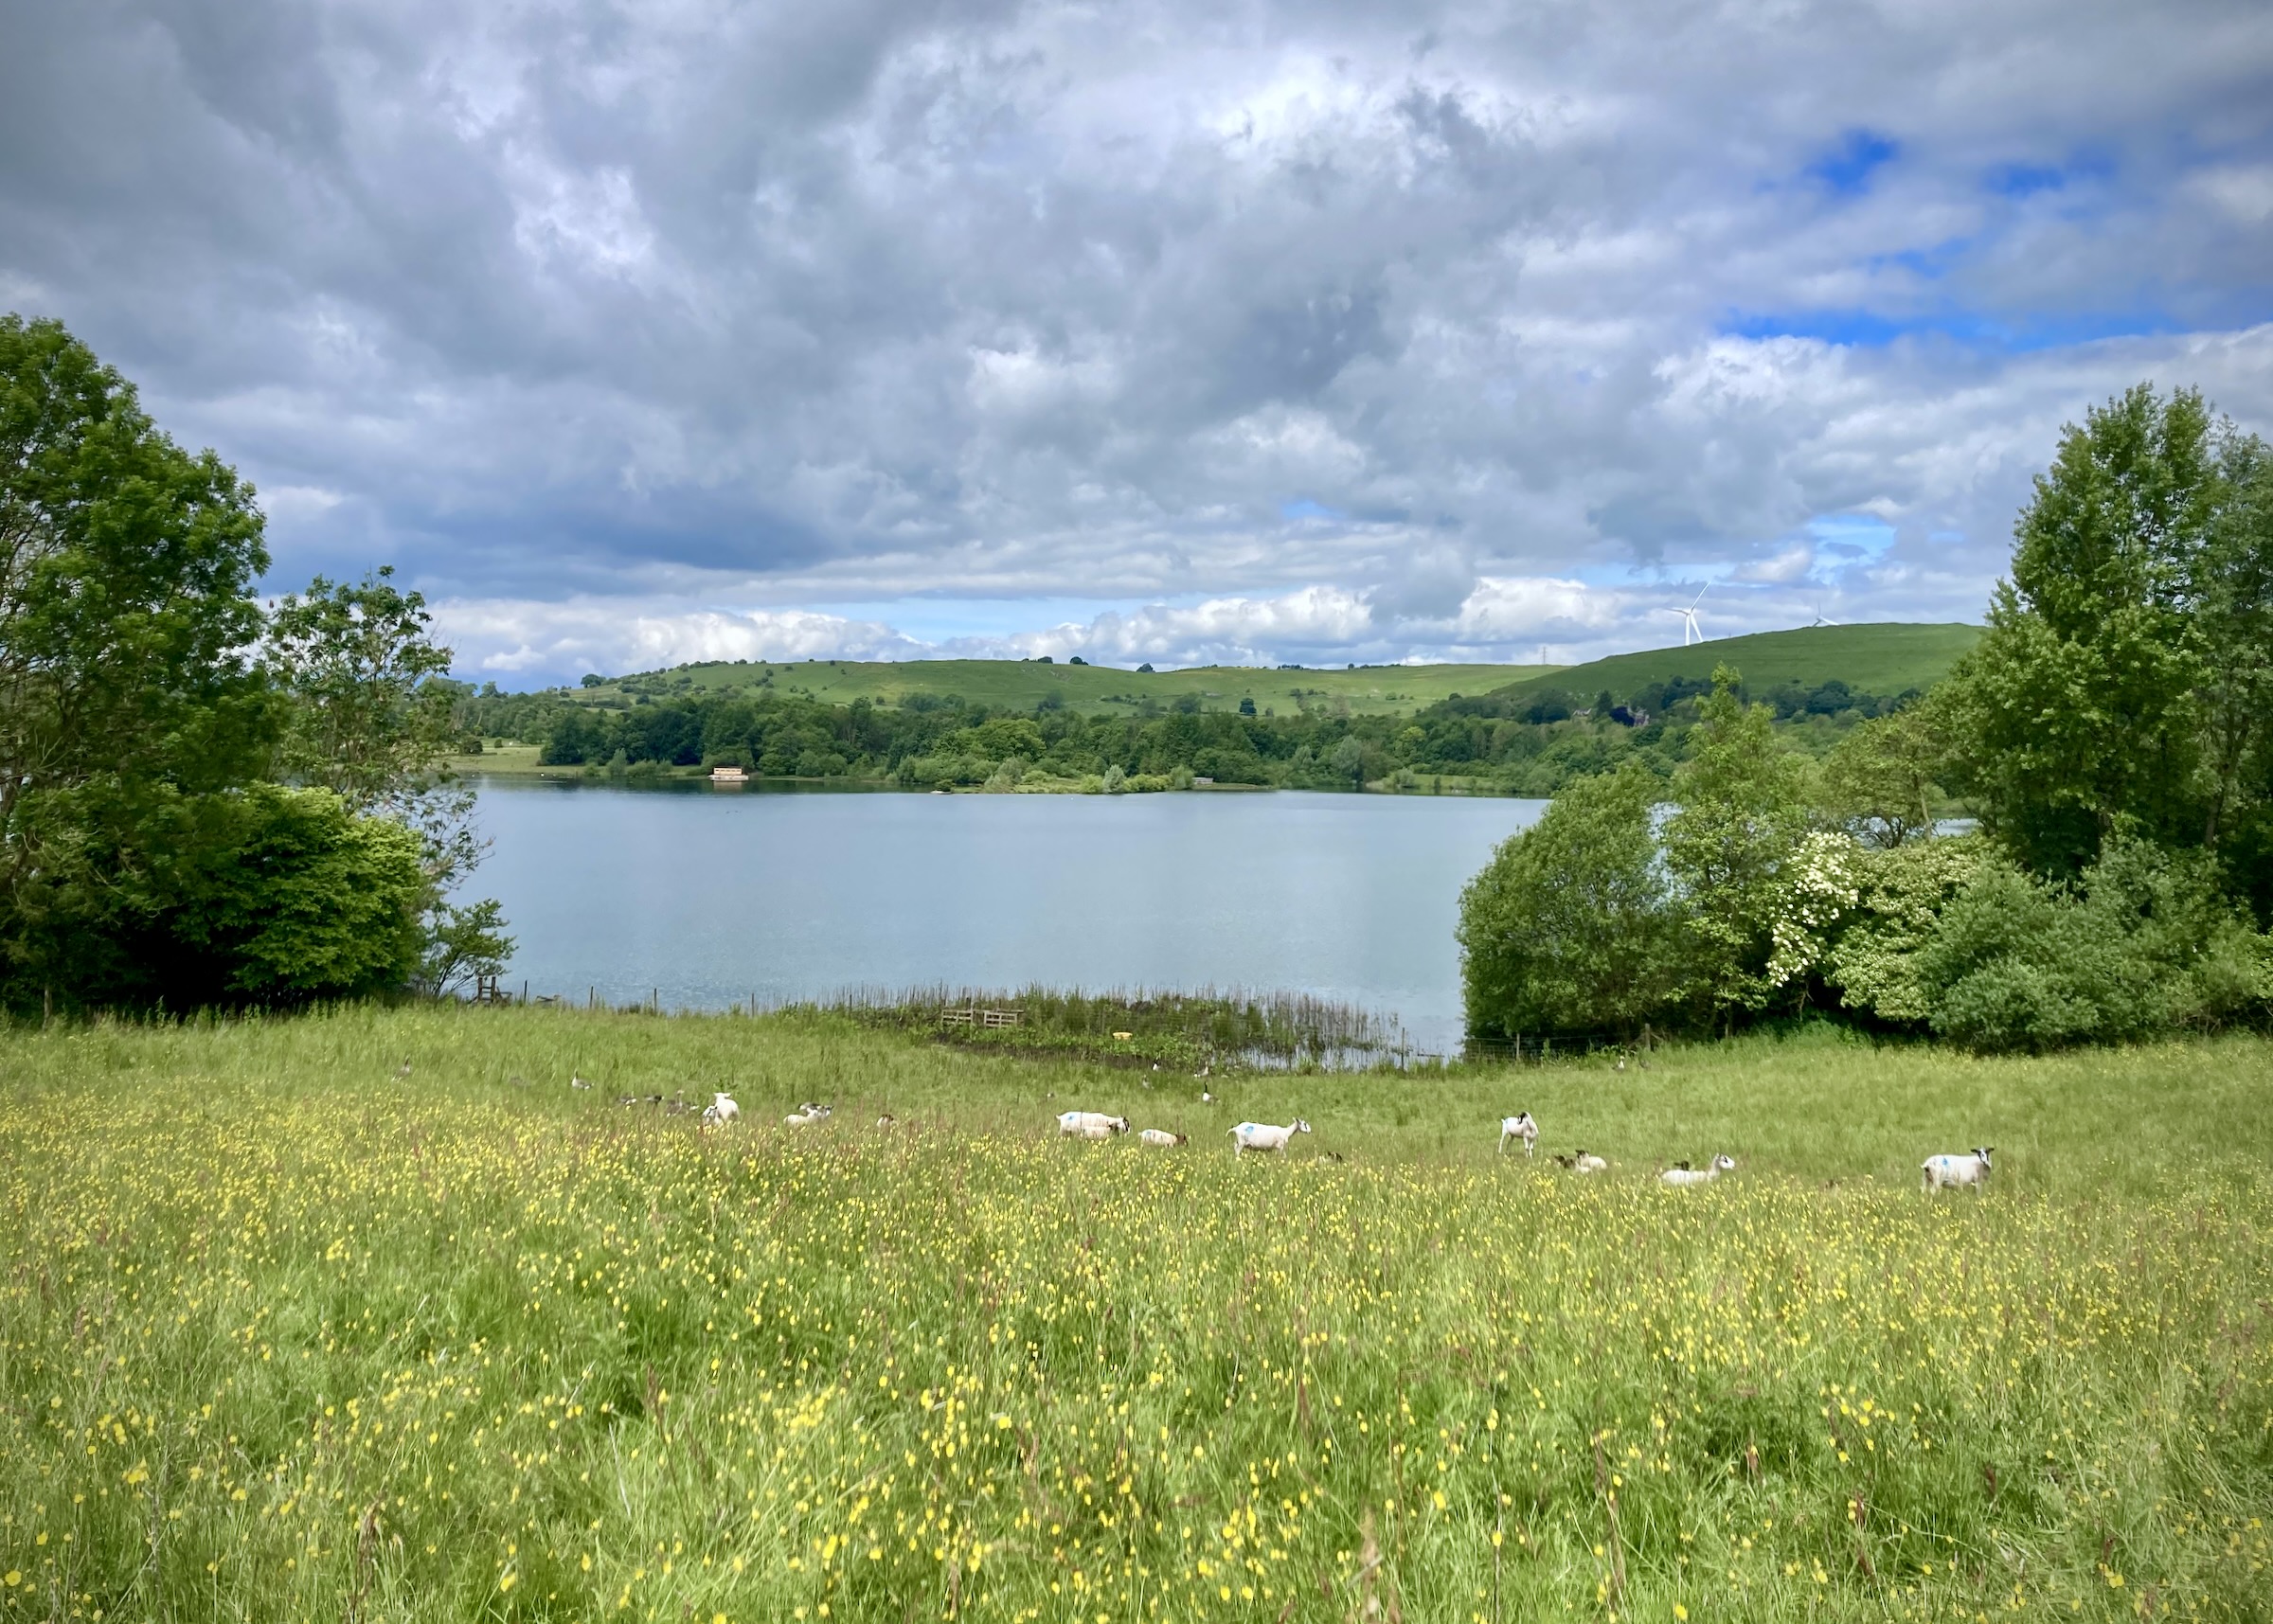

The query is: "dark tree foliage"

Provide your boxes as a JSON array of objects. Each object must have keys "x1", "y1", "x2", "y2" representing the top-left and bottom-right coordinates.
[{"x1": 0, "y1": 315, "x2": 456, "y2": 1011}]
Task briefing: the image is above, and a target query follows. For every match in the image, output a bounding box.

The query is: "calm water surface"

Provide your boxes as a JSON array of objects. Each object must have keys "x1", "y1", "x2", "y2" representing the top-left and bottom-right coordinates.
[{"x1": 470, "y1": 781, "x2": 1548, "y2": 1052}]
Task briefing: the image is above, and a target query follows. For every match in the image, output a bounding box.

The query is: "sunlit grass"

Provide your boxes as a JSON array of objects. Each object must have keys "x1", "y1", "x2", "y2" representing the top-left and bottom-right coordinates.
[{"x1": 2, "y1": 1007, "x2": 2268, "y2": 1620}]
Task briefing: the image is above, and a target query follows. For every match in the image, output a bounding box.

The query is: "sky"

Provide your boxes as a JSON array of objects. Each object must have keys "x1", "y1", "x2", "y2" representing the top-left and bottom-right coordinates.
[{"x1": 3, "y1": 0, "x2": 2270, "y2": 687}]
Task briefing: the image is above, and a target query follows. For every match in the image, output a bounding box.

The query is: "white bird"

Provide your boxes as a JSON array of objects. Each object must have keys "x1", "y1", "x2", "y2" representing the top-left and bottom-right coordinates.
[{"x1": 1659, "y1": 1154, "x2": 1736, "y2": 1187}]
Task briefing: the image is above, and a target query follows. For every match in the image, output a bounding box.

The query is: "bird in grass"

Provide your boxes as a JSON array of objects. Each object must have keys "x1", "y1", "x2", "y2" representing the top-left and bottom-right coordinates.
[
  {"x1": 394, "y1": 1058, "x2": 413, "y2": 1079},
  {"x1": 570, "y1": 1075, "x2": 593, "y2": 1091}
]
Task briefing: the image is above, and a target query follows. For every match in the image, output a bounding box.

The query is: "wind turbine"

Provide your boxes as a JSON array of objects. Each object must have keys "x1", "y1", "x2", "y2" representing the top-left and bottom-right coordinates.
[
  {"x1": 1668, "y1": 585, "x2": 1708, "y2": 647},
  {"x1": 1808, "y1": 598, "x2": 1841, "y2": 629}
]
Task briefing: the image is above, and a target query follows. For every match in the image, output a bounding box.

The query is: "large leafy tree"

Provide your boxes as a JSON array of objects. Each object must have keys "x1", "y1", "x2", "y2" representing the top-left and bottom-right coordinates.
[
  {"x1": 266, "y1": 569, "x2": 510, "y2": 996},
  {"x1": 0, "y1": 314, "x2": 278, "y2": 1005},
  {"x1": 1941, "y1": 384, "x2": 2273, "y2": 886},
  {"x1": 1, "y1": 314, "x2": 474, "y2": 1008},
  {"x1": 1457, "y1": 762, "x2": 1692, "y2": 1038},
  {"x1": 1661, "y1": 667, "x2": 1815, "y2": 1020}
]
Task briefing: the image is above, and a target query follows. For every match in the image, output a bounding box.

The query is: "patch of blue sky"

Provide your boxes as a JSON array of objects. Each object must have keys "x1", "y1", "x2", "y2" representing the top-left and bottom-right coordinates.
[
  {"x1": 1280, "y1": 498, "x2": 1347, "y2": 523},
  {"x1": 1721, "y1": 304, "x2": 2180, "y2": 352},
  {"x1": 1807, "y1": 514, "x2": 1895, "y2": 561},
  {"x1": 1806, "y1": 129, "x2": 1899, "y2": 195}
]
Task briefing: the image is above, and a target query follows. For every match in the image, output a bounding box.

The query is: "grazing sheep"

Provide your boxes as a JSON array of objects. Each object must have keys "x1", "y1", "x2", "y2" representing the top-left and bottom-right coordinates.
[
  {"x1": 1056, "y1": 1111, "x2": 1131, "y2": 1140},
  {"x1": 784, "y1": 1103, "x2": 833, "y2": 1127},
  {"x1": 1137, "y1": 1129, "x2": 1188, "y2": 1148},
  {"x1": 1659, "y1": 1154, "x2": 1736, "y2": 1187},
  {"x1": 1498, "y1": 1112, "x2": 1539, "y2": 1156},
  {"x1": 1922, "y1": 1148, "x2": 1994, "y2": 1192},
  {"x1": 700, "y1": 1092, "x2": 740, "y2": 1126},
  {"x1": 1229, "y1": 1119, "x2": 1312, "y2": 1154}
]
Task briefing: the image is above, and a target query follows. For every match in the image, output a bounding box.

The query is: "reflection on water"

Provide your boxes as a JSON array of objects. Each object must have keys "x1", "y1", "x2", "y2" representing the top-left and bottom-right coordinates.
[{"x1": 468, "y1": 779, "x2": 1549, "y2": 1054}]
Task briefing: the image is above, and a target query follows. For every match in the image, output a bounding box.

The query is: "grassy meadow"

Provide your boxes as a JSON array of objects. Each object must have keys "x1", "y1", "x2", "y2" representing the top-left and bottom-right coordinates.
[
  {"x1": 1489, "y1": 625, "x2": 1984, "y2": 711},
  {"x1": 578, "y1": 661, "x2": 1557, "y2": 719},
  {"x1": 3, "y1": 1007, "x2": 2269, "y2": 1622}
]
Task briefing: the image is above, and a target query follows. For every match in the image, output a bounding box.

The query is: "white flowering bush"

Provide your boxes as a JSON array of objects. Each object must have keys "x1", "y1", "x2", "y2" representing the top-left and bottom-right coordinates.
[{"x1": 1764, "y1": 830, "x2": 1861, "y2": 990}]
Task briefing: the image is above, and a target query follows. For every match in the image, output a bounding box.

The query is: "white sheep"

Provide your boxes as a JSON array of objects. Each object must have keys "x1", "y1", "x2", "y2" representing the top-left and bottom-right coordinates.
[
  {"x1": 1922, "y1": 1147, "x2": 1994, "y2": 1192},
  {"x1": 1658, "y1": 1154, "x2": 1736, "y2": 1187},
  {"x1": 1229, "y1": 1119, "x2": 1311, "y2": 1154},
  {"x1": 784, "y1": 1102, "x2": 833, "y2": 1127},
  {"x1": 1056, "y1": 1111, "x2": 1131, "y2": 1140},
  {"x1": 1498, "y1": 1112, "x2": 1539, "y2": 1156},
  {"x1": 700, "y1": 1092, "x2": 741, "y2": 1125},
  {"x1": 1552, "y1": 1150, "x2": 1609, "y2": 1173},
  {"x1": 1137, "y1": 1129, "x2": 1188, "y2": 1148}
]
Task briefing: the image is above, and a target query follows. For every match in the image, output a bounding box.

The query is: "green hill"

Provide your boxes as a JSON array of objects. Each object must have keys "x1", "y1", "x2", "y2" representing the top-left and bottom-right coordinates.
[
  {"x1": 1482, "y1": 622, "x2": 1980, "y2": 706},
  {"x1": 585, "y1": 657, "x2": 1564, "y2": 718}
]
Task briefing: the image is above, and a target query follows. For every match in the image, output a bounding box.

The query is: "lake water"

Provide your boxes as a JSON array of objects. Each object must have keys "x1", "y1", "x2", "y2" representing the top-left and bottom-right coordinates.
[{"x1": 469, "y1": 781, "x2": 1549, "y2": 1054}]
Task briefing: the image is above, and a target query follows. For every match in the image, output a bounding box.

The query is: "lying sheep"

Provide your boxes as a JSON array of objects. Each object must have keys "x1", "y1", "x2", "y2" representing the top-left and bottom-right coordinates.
[
  {"x1": 1137, "y1": 1129, "x2": 1188, "y2": 1148},
  {"x1": 1498, "y1": 1112, "x2": 1539, "y2": 1156},
  {"x1": 1551, "y1": 1149, "x2": 1609, "y2": 1173},
  {"x1": 1229, "y1": 1119, "x2": 1311, "y2": 1154},
  {"x1": 1922, "y1": 1147, "x2": 1994, "y2": 1192},
  {"x1": 1056, "y1": 1110, "x2": 1131, "y2": 1140},
  {"x1": 700, "y1": 1092, "x2": 740, "y2": 1125},
  {"x1": 784, "y1": 1102, "x2": 832, "y2": 1127},
  {"x1": 1659, "y1": 1154, "x2": 1736, "y2": 1187}
]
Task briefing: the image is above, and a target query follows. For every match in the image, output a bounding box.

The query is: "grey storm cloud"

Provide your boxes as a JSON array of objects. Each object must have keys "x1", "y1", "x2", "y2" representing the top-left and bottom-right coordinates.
[{"x1": 3, "y1": 0, "x2": 2270, "y2": 681}]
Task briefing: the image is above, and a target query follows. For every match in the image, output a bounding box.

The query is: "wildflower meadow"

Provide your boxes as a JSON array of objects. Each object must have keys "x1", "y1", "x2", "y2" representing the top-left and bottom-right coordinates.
[{"x1": 2, "y1": 1007, "x2": 2268, "y2": 1621}]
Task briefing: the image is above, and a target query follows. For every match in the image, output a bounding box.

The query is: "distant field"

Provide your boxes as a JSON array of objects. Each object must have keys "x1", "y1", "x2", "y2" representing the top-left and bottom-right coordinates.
[
  {"x1": 1484, "y1": 623, "x2": 1982, "y2": 704},
  {"x1": 582, "y1": 658, "x2": 1560, "y2": 717},
  {"x1": 3, "y1": 1007, "x2": 2267, "y2": 1622}
]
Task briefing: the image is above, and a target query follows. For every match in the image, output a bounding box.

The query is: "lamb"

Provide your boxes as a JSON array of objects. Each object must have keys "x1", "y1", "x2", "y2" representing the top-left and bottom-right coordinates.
[
  {"x1": 784, "y1": 1102, "x2": 833, "y2": 1127},
  {"x1": 1498, "y1": 1112, "x2": 1539, "y2": 1156},
  {"x1": 1137, "y1": 1129, "x2": 1188, "y2": 1148},
  {"x1": 1056, "y1": 1111, "x2": 1131, "y2": 1140},
  {"x1": 1922, "y1": 1148, "x2": 1994, "y2": 1192},
  {"x1": 1229, "y1": 1119, "x2": 1312, "y2": 1154},
  {"x1": 700, "y1": 1092, "x2": 740, "y2": 1126},
  {"x1": 1658, "y1": 1154, "x2": 1736, "y2": 1187},
  {"x1": 1550, "y1": 1149, "x2": 1609, "y2": 1173}
]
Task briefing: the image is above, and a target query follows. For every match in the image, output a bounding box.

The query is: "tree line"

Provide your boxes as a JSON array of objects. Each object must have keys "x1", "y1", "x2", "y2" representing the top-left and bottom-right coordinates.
[
  {"x1": 0, "y1": 315, "x2": 509, "y2": 1014},
  {"x1": 459, "y1": 663, "x2": 1913, "y2": 795},
  {"x1": 1459, "y1": 384, "x2": 2273, "y2": 1052}
]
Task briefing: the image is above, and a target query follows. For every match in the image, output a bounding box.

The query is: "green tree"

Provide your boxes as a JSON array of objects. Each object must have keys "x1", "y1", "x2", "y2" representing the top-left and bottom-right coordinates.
[
  {"x1": 0, "y1": 314, "x2": 277, "y2": 1008},
  {"x1": 1939, "y1": 384, "x2": 2241, "y2": 877},
  {"x1": 1661, "y1": 667, "x2": 1814, "y2": 1020},
  {"x1": 1457, "y1": 763, "x2": 1691, "y2": 1038},
  {"x1": 267, "y1": 568, "x2": 512, "y2": 994},
  {"x1": 1330, "y1": 736, "x2": 1365, "y2": 790},
  {"x1": 1821, "y1": 701, "x2": 1946, "y2": 848}
]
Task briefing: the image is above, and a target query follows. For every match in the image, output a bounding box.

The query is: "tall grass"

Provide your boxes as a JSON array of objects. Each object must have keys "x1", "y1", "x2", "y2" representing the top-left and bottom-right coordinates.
[
  {"x1": 817, "y1": 985, "x2": 1402, "y2": 1066},
  {"x1": 1, "y1": 1006, "x2": 2268, "y2": 1621}
]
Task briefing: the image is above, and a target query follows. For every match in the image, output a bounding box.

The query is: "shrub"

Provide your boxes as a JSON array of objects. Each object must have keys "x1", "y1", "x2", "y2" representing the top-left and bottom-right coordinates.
[{"x1": 1457, "y1": 763, "x2": 1692, "y2": 1038}]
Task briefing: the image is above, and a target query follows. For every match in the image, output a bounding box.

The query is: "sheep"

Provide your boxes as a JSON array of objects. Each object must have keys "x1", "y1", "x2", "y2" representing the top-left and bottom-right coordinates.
[
  {"x1": 876, "y1": 1114, "x2": 898, "y2": 1129},
  {"x1": 700, "y1": 1092, "x2": 740, "y2": 1126},
  {"x1": 784, "y1": 1103, "x2": 833, "y2": 1127},
  {"x1": 1659, "y1": 1154, "x2": 1736, "y2": 1187},
  {"x1": 1056, "y1": 1111, "x2": 1131, "y2": 1140},
  {"x1": 1922, "y1": 1147, "x2": 1994, "y2": 1192},
  {"x1": 1550, "y1": 1149, "x2": 1609, "y2": 1173},
  {"x1": 1137, "y1": 1129, "x2": 1188, "y2": 1148},
  {"x1": 1229, "y1": 1119, "x2": 1312, "y2": 1154},
  {"x1": 1497, "y1": 1112, "x2": 1539, "y2": 1156}
]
